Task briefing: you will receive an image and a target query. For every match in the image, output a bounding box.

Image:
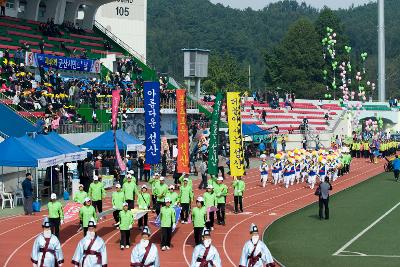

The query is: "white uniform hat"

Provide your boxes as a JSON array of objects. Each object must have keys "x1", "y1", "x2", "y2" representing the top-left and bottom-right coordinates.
[
  {"x1": 84, "y1": 197, "x2": 91, "y2": 203},
  {"x1": 183, "y1": 177, "x2": 189, "y2": 182},
  {"x1": 164, "y1": 197, "x2": 171, "y2": 203},
  {"x1": 93, "y1": 176, "x2": 99, "y2": 181},
  {"x1": 42, "y1": 217, "x2": 51, "y2": 228},
  {"x1": 88, "y1": 218, "x2": 97, "y2": 228},
  {"x1": 97, "y1": 156, "x2": 102, "y2": 160},
  {"x1": 169, "y1": 185, "x2": 175, "y2": 189},
  {"x1": 127, "y1": 170, "x2": 134, "y2": 174},
  {"x1": 207, "y1": 185, "x2": 214, "y2": 189},
  {"x1": 196, "y1": 196, "x2": 204, "y2": 202},
  {"x1": 141, "y1": 184, "x2": 148, "y2": 189},
  {"x1": 154, "y1": 173, "x2": 160, "y2": 176},
  {"x1": 115, "y1": 184, "x2": 121, "y2": 188},
  {"x1": 79, "y1": 184, "x2": 84, "y2": 188},
  {"x1": 142, "y1": 226, "x2": 151, "y2": 236},
  {"x1": 250, "y1": 223, "x2": 258, "y2": 233},
  {"x1": 202, "y1": 228, "x2": 211, "y2": 237},
  {"x1": 159, "y1": 176, "x2": 165, "y2": 181},
  {"x1": 50, "y1": 193, "x2": 57, "y2": 200},
  {"x1": 217, "y1": 177, "x2": 224, "y2": 181},
  {"x1": 123, "y1": 202, "x2": 128, "y2": 207}
]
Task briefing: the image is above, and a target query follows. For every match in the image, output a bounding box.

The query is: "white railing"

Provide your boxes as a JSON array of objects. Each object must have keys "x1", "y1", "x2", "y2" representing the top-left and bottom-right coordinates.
[{"x1": 57, "y1": 123, "x2": 111, "y2": 134}]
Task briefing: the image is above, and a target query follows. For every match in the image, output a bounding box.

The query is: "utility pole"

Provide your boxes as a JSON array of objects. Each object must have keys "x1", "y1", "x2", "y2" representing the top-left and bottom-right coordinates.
[
  {"x1": 378, "y1": 0, "x2": 386, "y2": 101},
  {"x1": 248, "y1": 65, "x2": 251, "y2": 91}
]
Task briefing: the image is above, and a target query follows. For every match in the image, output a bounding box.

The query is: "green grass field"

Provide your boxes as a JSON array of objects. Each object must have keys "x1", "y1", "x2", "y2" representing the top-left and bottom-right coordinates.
[{"x1": 264, "y1": 172, "x2": 400, "y2": 267}]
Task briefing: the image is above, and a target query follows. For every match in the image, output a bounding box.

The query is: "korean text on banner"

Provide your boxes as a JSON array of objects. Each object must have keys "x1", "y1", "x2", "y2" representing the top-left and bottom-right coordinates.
[
  {"x1": 227, "y1": 92, "x2": 245, "y2": 177},
  {"x1": 176, "y1": 89, "x2": 190, "y2": 173},
  {"x1": 144, "y1": 82, "x2": 161, "y2": 164},
  {"x1": 207, "y1": 93, "x2": 223, "y2": 175},
  {"x1": 115, "y1": 140, "x2": 126, "y2": 172},
  {"x1": 111, "y1": 89, "x2": 121, "y2": 129}
]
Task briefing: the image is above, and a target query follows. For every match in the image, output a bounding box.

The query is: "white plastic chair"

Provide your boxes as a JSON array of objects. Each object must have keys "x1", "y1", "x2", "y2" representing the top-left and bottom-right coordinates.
[
  {"x1": 13, "y1": 189, "x2": 24, "y2": 206},
  {"x1": 0, "y1": 182, "x2": 14, "y2": 209}
]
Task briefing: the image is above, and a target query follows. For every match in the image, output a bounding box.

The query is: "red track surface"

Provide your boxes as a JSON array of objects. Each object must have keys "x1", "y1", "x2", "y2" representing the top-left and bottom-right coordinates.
[{"x1": 0, "y1": 158, "x2": 384, "y2": 266}]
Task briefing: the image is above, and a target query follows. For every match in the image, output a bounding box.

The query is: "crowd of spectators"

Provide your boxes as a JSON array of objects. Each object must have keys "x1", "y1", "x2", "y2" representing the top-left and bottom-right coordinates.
[{"x1": 39, "y1": 18, "x2": 62, "y2": 37}]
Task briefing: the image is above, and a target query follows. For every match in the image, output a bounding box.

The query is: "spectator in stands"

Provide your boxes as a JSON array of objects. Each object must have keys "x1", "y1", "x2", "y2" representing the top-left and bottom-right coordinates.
[
  {"x1": 261, "y1": 109, "x2": 266, "y2": 122},
  {"x1": 291, "y1": 92, "x2": 296, "y2": 103},
  {"x1": 39, "y1": 39, "x2": 45, "y2": 54},
  {"x1": 324, "y1": 112, "x2": 329, "y2": 123},
  {"x1": 0, "y1": 0, "x2": 5, "y2": 16},
  {"x1": 281, "y1": 135, "x2": 286, "y2": 152}
]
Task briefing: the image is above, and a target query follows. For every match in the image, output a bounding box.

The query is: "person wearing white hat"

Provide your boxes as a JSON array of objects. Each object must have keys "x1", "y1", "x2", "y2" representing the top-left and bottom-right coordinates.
[
  {"x1": 31, "y1": 217, "x2": 64, "y2": 267},
  {"x1": 79, "y1": 197, "x2": 97, "y2": 237},
  {"x1": 130, "y1": 226, "x2": 160, "y2": 267},
  {"x1": 137, "y1": 185, "x2": 151, "y2": 229},
  {"x1": 123, "y1": 174, "x2": 137, "y2": 210},
  {"x1": 190, "y1": 228, "x2": 222, "y2": 267},
  {"x1": 214, "y1": 177, "x2": 227, "y2": 225},
  {"x1": 112, "y1": 184, "x2": 125, "y2": 227},
  {"x1": 72, "y1": 219, "x2": 108, "y2": 267},
  {"x1": 179, "y1": 172, "x2": 193, "y2": 188},
  {"x1": 233, "y1": 176, "x2": 245, "y2": 214},
  {"x1": 148, "y1": 173, "x2": 160, "y2": 210},
  {"x1": 154, "y1": 176, "x2": 168, "y2": 216},
  {"x1": 239, "y1": 224, "x2": 275, "y2": 267},
  {"x1": 166, "y1": 184, "x2": 179, "y2": 206},
  {"x1": 178, "y1": 178, "x2": 194, "y2": 224},
  {"x1": 259, "y1": 158, "x2": 269, "y2": 188},
  {"x1": 88, "y1": 176, "x2": 106, "y2": 213},
  {"x1": 191, "y1": 197, "x2": 206, "y2": 245},
  {"x1": 73, "y1": 184, "x2": 88, "y2": 204},
  {"x1": 48, "y1": 193, "x2": 64, "y2": 239},
  {"x1": 203, "y1": 185, "x2": 217, "y2": 230},
  {"x1": 160, "y1": 197, "x2": 176, "y2": 251},
  {"x1": 119, "y1": 202, "x2": 134, "y2": 250}
]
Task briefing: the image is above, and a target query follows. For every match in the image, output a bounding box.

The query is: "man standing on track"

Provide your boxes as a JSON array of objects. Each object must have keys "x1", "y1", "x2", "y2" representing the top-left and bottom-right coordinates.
[
  {"x1": 215, "y1": 177, "x2": 227, "y2": 225},
  {"x1": 178, "y1": 178, "x2": 193, "y2": 224},
  {"x1": 123, "y1": 175, "x2": 137, "y2": 210},
  {"x1": 190, "y1": 228, "x2": 222, "y2": 267},
  {"x1": 72, "y1": 219, "x2": 108, "y2": 267},
  {"x1": 155, "y1": 177, "x2": 168, "y2": 216},
  {"x1": 48, "y1": 193, "x2": 64, "y2": 239},
  {"x1": 79, "y1": 197, "x2": 97, "y2": 237},
  {"x1": 160, "y1": 197, "x2": 176, "y2": 251},
  {"x1": 88, "y1": 176, "x2": 106, "y2": 213},
  {"x1": 233, "y1": 176, "x2": 245, "y2": 214},
  {"x1": 119, "y1": 202, "x2": 134, "y2": 250},
  {"x1": 31, "y1": 217, "x2": 64, "y2": 267},
  {"x1": 192, "y1": 196, "x2": 207, "y2": 245},
  {"x1": 112, "y1": 184, "x2": 125, "y2": 227},
  {"x1": 318, "y1": 177, "x2": 332, "y2": 220},
  {"x1": 149, "y1": 173, "x2": 160, "y2": 210},
  {"x1": 392, "y1": 155, "x2": 400, "y2": 181},
  {"x1": 137, "y1": 184, "x2": 151, "y2": 230},
  {"x1": 239, "y1": 223, "x2": 275, "y2": 267},
  {"x1": 203, "y1": 185, "x2": 217, "y2": 230},
  {"x1": 74, "y1": 184, "x2": 88, "y2": 204},
  {"x1": 22, "y1": 172, "x2": 34, "y2": 215},
  {"x1": 130, "y1": 226, "x2": 160, "y2": 267}
]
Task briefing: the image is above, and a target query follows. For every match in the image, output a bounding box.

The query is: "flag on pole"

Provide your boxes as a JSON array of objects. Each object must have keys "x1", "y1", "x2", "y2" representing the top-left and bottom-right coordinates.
[{"x1": 207, "y1": 93, "x2": 224, "y2": 175}]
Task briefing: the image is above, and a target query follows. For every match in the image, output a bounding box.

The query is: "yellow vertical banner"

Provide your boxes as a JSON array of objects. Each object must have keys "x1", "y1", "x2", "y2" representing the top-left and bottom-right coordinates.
[{"x1": 227, "y1": 92, "x2": 245, "y2": 177}]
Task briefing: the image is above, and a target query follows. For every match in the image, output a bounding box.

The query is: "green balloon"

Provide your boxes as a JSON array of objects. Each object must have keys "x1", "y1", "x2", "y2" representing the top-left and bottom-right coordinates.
[
  {"x1": 323, "y1": 70, "x2": 328, "y2": 75},
  {"x1": 324, "y1": 94, "x2": 328, "y2": 98}
]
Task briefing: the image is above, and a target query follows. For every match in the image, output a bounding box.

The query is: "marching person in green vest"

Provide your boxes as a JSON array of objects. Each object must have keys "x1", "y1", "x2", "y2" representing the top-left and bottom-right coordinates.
[
  {"x1": 191, "y1": 196, "x2": 207, "y2": 245},
  {"x1": 88, "y1": 176, "x2": 106, "y2": 213},
  {"x1": 178, "y1": 178, "x2": 193, "y2": 224},
  {"x1": 233, "y1": 176, "x2": 245, "y2": 214},
  {"x1": 73, "y1": 184, "x2": 87, "y2": 204},
  {"x1": 207, "y1": 175, "x2": 218, "y2": 190},
  {"x1": 119, "y1": 202, "x2": 134, "y2": 250},
  {"x1": 137, "y1": 184, "x2": 151, "y2": 230},
  {"x1": 149, "y1": 173, "x2": 160, "y2": 210},
  {"x1": 48, "y1": 193, "x2": 64, "y2": 239},
  {"x1": 79, "y1": 197, "x2": 97, "y2": 236},
  {"x1": 166, "y1": 185, "x2": 179, "y2": 206},
  {"x1": 160, "y1": 197, "x2": 176, "y2": 251},
  {"x1": 154, "y1": 176, "x2": 168, "y2": 216},
  {"x1": 179, "y1": 172, "x2": 193, "y2": 188},
  {"x1": 112, "y1": 184, "x2": 125, "y2": 227},
  {"x1": 123, "y1": 175, "x2": 137, "y2": 210},
  {"x1": 215, "y1": 177, "x2": 228, "y2": 225},
  {"x1": 203, "y1": 185, "x2": 217, "y2": 230}
]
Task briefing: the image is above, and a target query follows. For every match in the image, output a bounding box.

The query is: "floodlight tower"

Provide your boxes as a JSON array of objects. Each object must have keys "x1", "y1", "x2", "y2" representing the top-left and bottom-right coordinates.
[
  {"x1": 378, "y1": 0, "x2": 386, "y2": 101},
  {"x1": 182, "y1": 48, "x2": 210, "y2": 99}
]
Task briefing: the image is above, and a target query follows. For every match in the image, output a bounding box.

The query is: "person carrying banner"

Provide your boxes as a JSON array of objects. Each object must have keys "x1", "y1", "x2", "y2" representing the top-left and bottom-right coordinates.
[
  {"x1": 119, "y1": 202, "x2": 134, "y2": 250},
  {"x1": 233, "y1": 176, "x2": 245, "y2": 214},
  {"x1": 178, "y1": 178, "x2": 193, "y2": 224},
  {"x1": 160, "y1": 197, "x2": 176, "y2": 251},
  {"x1": 239, "y1": 223, "x2": 275, "y2": 267},
  {"x1": 130, "y1": 226, "x2": 160, "y2": 267},
  {"x1": 88, "y1": 176, "x2": 106, "y2": 213},
  {"x1": 123, "y1": 175, "x2": 137, "y2": 210},
  {"x1": 74, "y1": 184, "x2": 88, "y2": 204},
  {"x1": 112, "y1": 184, "x2": 125, "y2": 227},
  {"x1": 72, "y1": 220, "x2": 108, "y2": 267},
  {"x1": 154, "y1": 177, "x2": 168, "y2": 216},
  {"x1": 190, "y1": 228, "x2": 222, "y2": 267},
  {"x1": 148, "y1": 173, "x2": 160, "y2": 210},
  {"x1": 192, "y1": 197, "x2": 207, "y2": 246},
  {"x1": 203, "y1": 185, "x2": 217, "y2": 230},
  {"x1": 137, "y1": 185, "x2": 151, "y2": 229},
  {"x1": 79, "y1": 197, "x2": 97, "y2": 237},
  {"x1": 31, "y1": 217, "x2": 64, "y2": 267},
  {"x1": 48, "y1": 193, "x2": 64, "y2": 239},
  {"x1": 166, "y1": 185, "x2": 179, "y2": 206},
  {"x1": 215, "y1": 177, "x2": 228, "y2": 225}
]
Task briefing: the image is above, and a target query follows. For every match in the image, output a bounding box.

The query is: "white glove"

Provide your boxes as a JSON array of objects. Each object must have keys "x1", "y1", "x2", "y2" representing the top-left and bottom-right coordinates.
[
  {"x1": 129, "y1": 225, "x2": 132, "y2": 229},
  {"x1": 113, "y1": 206, "x2": 116, "y2": 210},
  {"x1": 60, "y1": 220, "x2": 64, "y2": 225},
  {"x1": 58, "y1": 264, "x2": 63, "y2": 267},
  {"x1": 172, "y1": 223, "x2": 176, "y2": 228}
]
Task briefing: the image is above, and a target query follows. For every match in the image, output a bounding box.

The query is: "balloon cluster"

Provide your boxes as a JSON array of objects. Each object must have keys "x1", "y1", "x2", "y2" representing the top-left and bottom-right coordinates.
[{"x1": 365, "y1": 118, "x2": 383, "y2": 132}]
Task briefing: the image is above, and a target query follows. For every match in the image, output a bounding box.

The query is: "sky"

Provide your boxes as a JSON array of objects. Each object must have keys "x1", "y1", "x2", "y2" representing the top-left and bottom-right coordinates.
[{"x1": 210, "y1": 0, "x2": 376, "y2": 10}]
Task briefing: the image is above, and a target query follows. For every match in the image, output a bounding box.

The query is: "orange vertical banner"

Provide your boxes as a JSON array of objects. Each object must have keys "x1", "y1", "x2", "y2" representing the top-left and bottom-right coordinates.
[{"x1": 176, "y1": 89, "x2": 190, "y2": 173}]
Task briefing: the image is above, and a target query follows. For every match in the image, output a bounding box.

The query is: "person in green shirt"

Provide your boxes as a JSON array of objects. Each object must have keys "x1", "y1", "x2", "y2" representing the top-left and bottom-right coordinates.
[
  {"x1": 192, "y1": 196, "x2": 207, "y2": 245},
  {"x1": 88, "y1": 176, "x2": 106, "y2": 213},
  {"x1": 207, "y1": 175, "x2": 218, "y2": 190},
  {"x1": 160, "y1": 197, "x2": 176, "y2": 251},
  {"x1": 123, "y1": 175, "x2": 137, "y2": 210},
  {"x1": 112, "y1": 184, "x2": 125, "y2": 226},
  {"x1": 73, "y1": 184, "x2": 87, "y2": 204},
  {"x1": 137, "y1": 184, "x2": 151, "y2": 229},
  {"x1": 148, "y1": 173, "x2": 160, "y2": 210},
  {"x1": 166, "y1": 185, "x2": 179, "y2": 206},
  {"x1": 203, "y1": 184, "x2": 217, "y2": 230},
  {"x1": 179, "y1": 172, "x2": 193, "y2": 188},
  {"x1": 154, "y1": 177, "x2": 168, "y2": 216},
  {"x1": 48, "y1": 193, "x2": 64, "y2": 239},
  {"x1": 215, "y1": 177, "x2": 228, "y2": 225},
  {"x1": 233, "y1": 176, "x2": 245, "y2": 214},
  {"x1": 119, "y1": 202, "x2": 134, "y2": 250},
  {"x1": 79, "y1": 197, "x2": 97, "y2": 237},
  {"x1": 178, "y1": 178, "x2": 193, "y2": 224}
]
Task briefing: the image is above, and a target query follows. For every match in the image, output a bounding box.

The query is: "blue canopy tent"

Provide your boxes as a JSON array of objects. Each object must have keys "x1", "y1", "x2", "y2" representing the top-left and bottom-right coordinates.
[
  {"x1": 80, "y1": 129, "x2": 145, "y2": 151},
  {"x1": 33, "y1": 132, "x2": 87, "y2": 162},
  {"x1": 242, "y1": 124, "x2": 271, "y2": 136}
]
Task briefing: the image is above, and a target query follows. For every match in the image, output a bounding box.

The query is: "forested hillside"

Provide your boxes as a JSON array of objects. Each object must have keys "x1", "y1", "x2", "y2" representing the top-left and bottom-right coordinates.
[{"x1": 147, "y1": 0, "x2": 400, "y2": 97}]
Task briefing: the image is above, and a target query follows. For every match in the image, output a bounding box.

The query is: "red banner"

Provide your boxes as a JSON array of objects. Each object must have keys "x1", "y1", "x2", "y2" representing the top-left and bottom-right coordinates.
[
  {"x1": 111, "y1": 89, "x2": 121, "y2": 129},
  {"x1": 176, "y1": 89, "x2": 190, "y2": 173},
  {"x1": 115, "y1": 140, "x2": 126, "y2": 172},
  {"x1": 63, "y1": 202, "x2": 82, "y2": 223}
]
